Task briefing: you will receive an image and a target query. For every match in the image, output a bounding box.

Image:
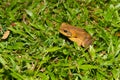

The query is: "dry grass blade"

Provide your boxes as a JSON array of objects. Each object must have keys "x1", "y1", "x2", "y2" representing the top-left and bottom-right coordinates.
[{"x1": 1, "y1": 30, "x2": 10, "y2": 39}]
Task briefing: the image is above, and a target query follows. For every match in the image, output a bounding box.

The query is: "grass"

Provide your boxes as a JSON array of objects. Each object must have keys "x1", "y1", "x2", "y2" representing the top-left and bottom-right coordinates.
[{"x1": 0, "y1": 0, "x2": 120, "y2": 80}]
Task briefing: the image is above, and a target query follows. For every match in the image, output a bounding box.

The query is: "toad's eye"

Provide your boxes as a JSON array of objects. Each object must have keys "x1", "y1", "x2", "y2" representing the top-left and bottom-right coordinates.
[
  {"x1": 63, "y1": 30, "x2": 68, "y2": 33},
  {"x1": 63, "y1": 29, "x2": 72, "y2": 36}
]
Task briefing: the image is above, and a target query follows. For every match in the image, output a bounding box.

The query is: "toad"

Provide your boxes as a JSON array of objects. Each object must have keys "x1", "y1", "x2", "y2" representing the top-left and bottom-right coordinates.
[{"x1": 59, "y1": 23, "x2": 93, "y2": 47}]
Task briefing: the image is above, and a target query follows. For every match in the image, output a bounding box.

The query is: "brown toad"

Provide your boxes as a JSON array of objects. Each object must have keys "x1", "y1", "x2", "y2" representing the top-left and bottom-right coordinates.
[{"x1": 59, "y1": 23, "x2": 92, "y2": 47}]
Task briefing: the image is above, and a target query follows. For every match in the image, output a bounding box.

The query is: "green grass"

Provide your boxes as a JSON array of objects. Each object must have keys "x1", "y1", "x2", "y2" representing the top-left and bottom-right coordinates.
[{"x1": 0, "y1": 0, "x2": 120, "y2": 80}]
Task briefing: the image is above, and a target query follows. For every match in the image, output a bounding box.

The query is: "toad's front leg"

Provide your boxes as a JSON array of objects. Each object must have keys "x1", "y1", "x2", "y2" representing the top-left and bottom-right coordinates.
[{"x1": 69, "y1": 38, "x2": 83, "y2": 46}]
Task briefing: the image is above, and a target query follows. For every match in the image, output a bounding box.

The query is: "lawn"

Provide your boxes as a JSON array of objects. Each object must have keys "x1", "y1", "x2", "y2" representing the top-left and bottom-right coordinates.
[{"x1": 0, "y1": 0, "x2": 120, "y2": 80}]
